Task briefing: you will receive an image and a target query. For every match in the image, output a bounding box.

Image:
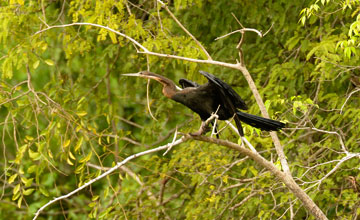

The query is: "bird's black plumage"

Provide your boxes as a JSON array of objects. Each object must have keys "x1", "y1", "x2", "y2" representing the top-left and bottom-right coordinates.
[
  {"x1": 177, "y1": 71, "x2": 285, "y2": 136},
  {"x1": 123, "y1": 70, "x2": 285, "y2": 136}
]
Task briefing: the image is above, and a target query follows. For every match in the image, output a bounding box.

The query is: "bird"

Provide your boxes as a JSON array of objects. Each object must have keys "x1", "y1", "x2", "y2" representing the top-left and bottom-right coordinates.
[{"x1": 122, "y1": 70, "x2": 285, "y2": 136}]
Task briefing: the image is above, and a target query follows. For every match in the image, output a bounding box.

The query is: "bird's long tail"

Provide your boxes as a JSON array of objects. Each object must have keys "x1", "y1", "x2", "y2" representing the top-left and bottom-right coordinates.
[{"x1": 236, "y1": 112, "x2": 285, "y2": 132}]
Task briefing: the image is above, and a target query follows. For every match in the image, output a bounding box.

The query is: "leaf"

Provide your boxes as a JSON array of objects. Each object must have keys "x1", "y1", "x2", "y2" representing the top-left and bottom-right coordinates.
[
  {"x1": 237, "y1": 188, "x2": 247, "y2": 195},
  {"x1": 44, "y1": 59, "x2": 54, "y2": 66},
  {"x1": 48, "y1": 149, "x2": 53, "y2": 159},
  {"x1": 241, "y1": 167, "x2": 247, "y2": 176},
  {"x1": 109, "y1": 32, "x2": 118, "y2": 44},
  {"x1": 264, "y1": 100, "x2": 271, "y2": 112},
  {"x1": 249, "y1": 166, "x2": 258, "y2": 176},
  {"x1": 75, "y1": 163, "x2": 85, "y2": 174},
  {"x1": 75, "y1": 137, "x2": 83, "y2": 152},
  {"x1": 17, "y1": 196, "x2": 22, "y2": 208},
  {"x1": 79, "y1": 151, "x2": 92, "y2": 163},
  {"x1": 69, "y1": 151, "x2": 76, "y2": 160},
  {"x1": 67, "y1": 157, "x2": 74, "y2": 166},
  {"x1": 24, "y1": 178, "x2": 34, "y2": 187},
  {"x1": 306, "y1": 45, "x2": 319, "y2": 60},
  {"x1": 88, "y1": 201, "x2": 97, "y2": 207},
  {"x1": 23, "y1": 188, "x2": 35, "y2": 196},
  {"x1": 77, "y1": 111, "x2": 88, "y2": 117},
  {"x1": 33, "y1": 60, "x2": 40, "y2": 69},
  {"x1": 25, "y1": 135, "x2": 34, "y2": 141},
  {"x1": 63, "y1": 139, "x2": 71, "y2": 148},
  {"x1": 13, "y1": 183, "x2": 21, "y2": 195},
  {"x1": 39, "y1": 187, "x2": 49, "y2": 197},
  {"x1": 17, "y1": 0, "x2": 24, "y2": 5},
  {"x1": 78, "y1": 97, "x2": 86, "y2": 104},
  {"x1": 28, "y1": 149, "x2": 41, "y2": 160},
  {"x1": 222, "y1": 175, "x2": 228, "y2": 184},
  {"x1": 8, "y1": 173, "x2": 18, "y2": 184},
  {"x1": 27, "y1": 165, "x2": 37, "y2": 174}
]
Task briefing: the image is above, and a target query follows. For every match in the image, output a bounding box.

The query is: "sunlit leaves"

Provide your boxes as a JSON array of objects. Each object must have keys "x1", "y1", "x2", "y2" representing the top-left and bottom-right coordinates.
[
  {"x1": 8, "y1": 173, "x2": 18, "y2": 184},
  {"x1": 44, "y1": 59, "x2": 54, "y2": 66}
]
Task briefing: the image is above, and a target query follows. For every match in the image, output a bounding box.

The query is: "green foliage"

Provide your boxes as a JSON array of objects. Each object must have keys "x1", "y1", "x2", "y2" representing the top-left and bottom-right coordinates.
[{"x1": 1, "y1": 0, "x2": 360, "y2": 219}]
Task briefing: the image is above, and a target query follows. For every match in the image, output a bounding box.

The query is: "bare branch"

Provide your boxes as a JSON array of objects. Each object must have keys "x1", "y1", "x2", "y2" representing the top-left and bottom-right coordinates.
[
  {"x1": 33, "y1": 22, "x2": 241, "y2": 69},
  {"x1": 187, "y1": 135, "x2": 328, "y2": 220},
  {"x1": 304, "y1": 152, "x2": 360, "y2": 190},
  {"x1": 230, "y1": 192, "x2": 258, "y2": 210},
  {"x1": 263, "y1": 22, "x2": 274, "y2": 37},
  {"x1": 215, "y1": 28, "x2": 263, "y2": 41},
  {"x1": 311, "y1": 127, "x2": 347, "y2": 152},
  {"x1": 163, "y1": 127, "x2": 178, "y2": 155},
  {"x1": 340, "y1": 88, "x2": 360, "y2": 114},
  {"x1": 33, "y1": 136, "x2": 188, "y2": 220},
  {"x1": 146, "y1": 79, "x2": 158, "y2": 121}
]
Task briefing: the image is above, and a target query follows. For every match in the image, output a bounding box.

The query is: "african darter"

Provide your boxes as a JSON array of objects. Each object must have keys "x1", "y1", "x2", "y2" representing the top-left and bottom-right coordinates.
[{"x1": 123, "y1": 71, "x2": 285, "y2": 136}]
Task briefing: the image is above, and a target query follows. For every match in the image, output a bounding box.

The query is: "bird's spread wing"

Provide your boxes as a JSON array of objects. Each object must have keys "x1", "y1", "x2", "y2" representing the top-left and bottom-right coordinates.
[
  {"x1": 198, "y1": 71, "x2": 246, "y2": 135},
  {"x1": 199, "y1": 71, "x2": 248, "y2": 110},
  {"x1": 179, "y1": 78, "x2": 200, "y2": 88}
]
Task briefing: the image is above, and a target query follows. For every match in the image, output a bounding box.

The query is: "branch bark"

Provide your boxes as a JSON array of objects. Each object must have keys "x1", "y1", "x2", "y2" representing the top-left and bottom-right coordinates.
[{"x1": 188, "y1": 135, "x2": 328, "y2": 220}]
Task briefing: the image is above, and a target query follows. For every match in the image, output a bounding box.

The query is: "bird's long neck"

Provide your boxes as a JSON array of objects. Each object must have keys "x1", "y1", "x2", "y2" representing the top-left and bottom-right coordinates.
[{"x1": 152, "y1": 75, "x2": 177, "y2": 99}]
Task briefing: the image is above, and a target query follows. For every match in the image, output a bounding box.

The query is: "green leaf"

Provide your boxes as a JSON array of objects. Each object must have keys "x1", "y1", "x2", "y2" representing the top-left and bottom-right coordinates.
[
  {"x1": 39, "y1": 187, "x2": 49, "y2": 197},
  {"x1": 23, "y1": 188, "x2": 35, "y2": 196},
  {"x1": 240, "y1": 167, "x2": 247, "y2": 176},
  {"x1": 17, "y1": 196, "x2": 22, "y2": 208},
  {"x1": 76, "y1": 111, "x2": 88, "y2": 117},
  {"x1": 44, "y1": 59, "x2": 54, "y2": 66},
  {"x1": 79, "y1": 151, "x2": 92, "y2": 163},
  {"x1": 33, "y1": 60, "x2": 40, "y2": 69},
  {"x1": 13, "y1": 184, "x2": 21, "y2": 195},
  {"x1": 63, "y1": 139, "x2": 71, "y2": 148},
  {"x1": 109, "y1": 32, "x2": 118, "y2": 44},
  {"x1": 28, "y1": 149, "x2": 41, "y2": 160},
  {"x1": 8, "y1": 173, "x2": 18, "y2": 184},
  {"x1": 249, "y1": 166, "x2": 258, "y2": 176}
]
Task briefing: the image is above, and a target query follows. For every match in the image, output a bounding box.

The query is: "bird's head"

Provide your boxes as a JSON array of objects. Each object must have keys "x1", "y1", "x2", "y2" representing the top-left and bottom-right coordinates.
[{"x1": 122, "y1": 71, "x2": 182, "y2": 91}]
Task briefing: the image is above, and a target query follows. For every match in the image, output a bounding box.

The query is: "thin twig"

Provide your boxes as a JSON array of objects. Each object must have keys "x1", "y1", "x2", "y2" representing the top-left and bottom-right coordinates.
[
  {"x1": 157, "y1": 0, "x2": 212, "y2": 60},
  {"x1": 33, "y1": 136, "x2": 188, "y2": 219},
  {"x1": 230, "y1": 192, "x2": 257, "y2": 210},
  {"x1": 311, "y1": 127, "x2": 347, "y2": 152},
  {"x1": 215, "y1": 28, "x2": 263, "y2": 41},
  {"x1": 146, "y1": 78, "x2": 158, "y2": 121},
  {"x1": 340, "y1": 88, "x2": 360, "y2": 114},
  {"x1": 163, "y1": 127, "x2": 178, "y2": 155},
  {"x1": 263, "y1": 22, "x2": 274, "y2": 37},
  {"x1": 26, "y1": 65, "x2": 47, "y2": 106}
]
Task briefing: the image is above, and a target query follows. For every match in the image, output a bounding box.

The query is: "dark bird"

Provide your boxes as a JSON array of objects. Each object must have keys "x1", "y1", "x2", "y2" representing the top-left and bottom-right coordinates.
[{"x1": 123, "y1": 71, "x2": 285, "y2": 136}]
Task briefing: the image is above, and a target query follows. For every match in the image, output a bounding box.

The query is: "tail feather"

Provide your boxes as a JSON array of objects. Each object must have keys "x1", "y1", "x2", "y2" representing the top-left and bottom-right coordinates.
[{"x1": 236, "y1": 112, "x2": 285, "y2": 131}]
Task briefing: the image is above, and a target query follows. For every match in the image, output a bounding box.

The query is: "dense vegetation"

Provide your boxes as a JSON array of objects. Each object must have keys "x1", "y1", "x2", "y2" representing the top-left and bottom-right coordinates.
[{"x1": 1, "y1": 0, "x2": 359, "y2": 219}]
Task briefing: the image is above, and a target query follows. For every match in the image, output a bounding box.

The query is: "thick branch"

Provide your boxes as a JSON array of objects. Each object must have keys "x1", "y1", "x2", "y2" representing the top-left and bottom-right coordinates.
[
  {"x1": 188, "y1": 135, "x2": 328, "y2": 220},
  {"x1": 240, "y1": 67, "x2": 291, "y2": 176}
]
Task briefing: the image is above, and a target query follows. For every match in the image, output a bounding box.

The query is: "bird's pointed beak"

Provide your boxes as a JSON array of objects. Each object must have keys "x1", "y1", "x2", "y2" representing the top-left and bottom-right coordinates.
[{"x1": 122, "y1": 72, "x2": 142, "y2": 77}]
